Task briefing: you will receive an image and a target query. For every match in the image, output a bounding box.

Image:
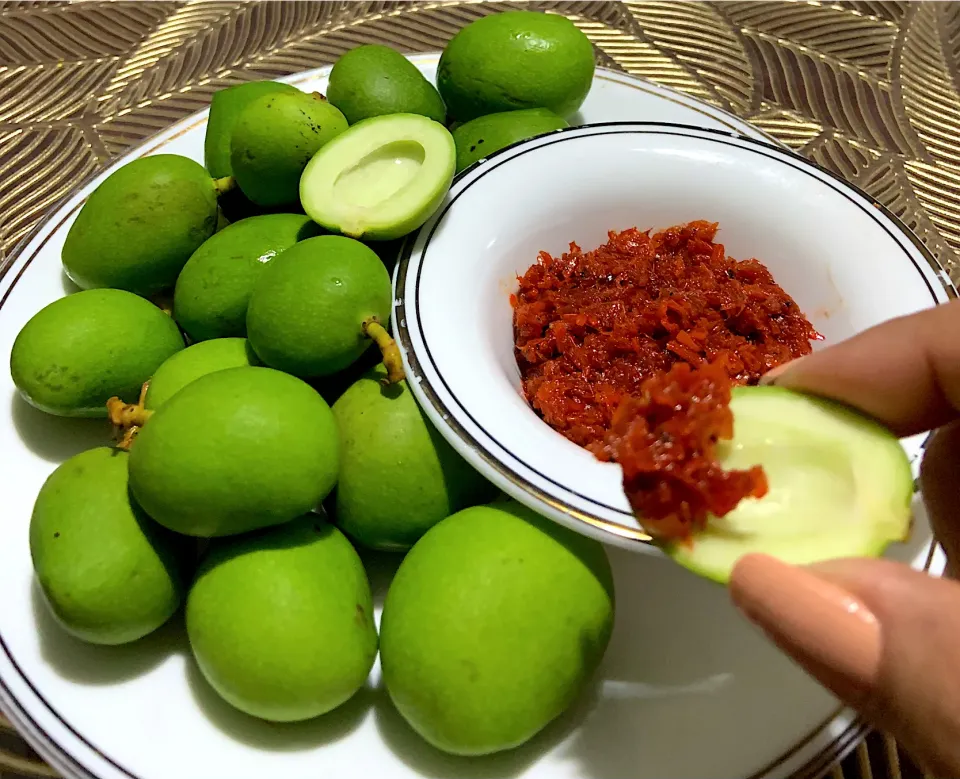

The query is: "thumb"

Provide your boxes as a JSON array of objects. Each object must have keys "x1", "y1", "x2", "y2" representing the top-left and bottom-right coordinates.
[{"x1": 730, "y1": 554, "x2": 960, "y2": 778}]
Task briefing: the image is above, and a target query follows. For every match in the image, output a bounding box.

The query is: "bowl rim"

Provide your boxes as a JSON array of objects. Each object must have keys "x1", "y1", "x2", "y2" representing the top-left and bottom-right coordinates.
[{"x1": 393, "y1": 120, "x2": 958, "y2": 548}]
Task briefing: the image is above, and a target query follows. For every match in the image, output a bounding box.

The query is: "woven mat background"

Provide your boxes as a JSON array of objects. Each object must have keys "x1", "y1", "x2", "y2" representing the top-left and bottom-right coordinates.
[{"x1": 0, "y1": 1, "x2": 954, "y2": 777}]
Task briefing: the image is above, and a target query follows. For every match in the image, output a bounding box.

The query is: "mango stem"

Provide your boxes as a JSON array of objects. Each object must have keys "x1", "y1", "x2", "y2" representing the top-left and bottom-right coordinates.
[
  {"x1": 107, "y1": 381, "x2": 153, "y2": 451},
  {"x1": 362, "y1": 317, "x2": 405, "y2": 385},
  {"x1": 213, "y1": 176, "x2": 237, "y2": 196}
]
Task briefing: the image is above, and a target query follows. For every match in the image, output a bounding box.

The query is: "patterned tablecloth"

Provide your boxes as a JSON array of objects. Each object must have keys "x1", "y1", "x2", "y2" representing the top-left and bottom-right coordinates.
[{"x1": 0, "y1": 1, "x2": 952, "y2": 777}]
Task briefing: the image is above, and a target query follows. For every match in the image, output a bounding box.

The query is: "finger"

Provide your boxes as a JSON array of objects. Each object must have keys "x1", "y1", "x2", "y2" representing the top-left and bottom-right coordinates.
[
  {"x1": 920, "y1": 420, "x2": 960, "y2": 577},
  {"x1": 730, "y1": 554, "x2": 881, "y2": 709},
  {"x1": 808, "y1": 557, "x2": 960, "y2": 774},
  {"x1": 731, "y1": 554, "x2": 960, "y2": 778},
  {"x1": 765, "y1": 299, "x2": 960, "y2": 436}
]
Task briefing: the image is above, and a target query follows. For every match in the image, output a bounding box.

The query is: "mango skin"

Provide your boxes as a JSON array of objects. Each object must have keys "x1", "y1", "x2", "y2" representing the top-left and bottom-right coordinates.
[
  {"x1": 173, "y1": 213, "x2": 322, "y2": 342},
  {"x1": 332, "y1": 365, "x2": 497, "y2": 551},
  {"x1": 453, "y1": 108, "x2": 569, "y2": 173},
  {"x1": 315, "y1": 331, "x2": 385, "y2": 407},
  {"x1": 128, "y1": 366, "x2": 339, "y2": 538},
  {"x1": 62, "y1": 154, "x2": 219, "y2": 296},
  {"x1": 30, "y1": 447, "x2": 187, "y2": 645},
  {"x1": 10, "y1": 289, "x2": 185, "y2": 417},
  {"x1": 437, "y1": 11, "x2": 595, "y2": 123},
  {"x1": 230, "y1": 91, "x2": 348, "y2": 208},
  {"x1": 144, "y1": 337, "x2": 259, "y2": 410},
  {"x1": 327, "y1": 44, "x2": 446, "y2": 125},
  {"x1": 246, "y1": 236, "x2": 391, "y2": 378},
  {"x1": 187, "y1": 516, "x2": 378, "y2": 722},
  {"x1": 204, "y1": 81, "x2": 300, "y2": 178},
  {"x1": 380, "y1": 500, "x2": 615, "y2": 756}
]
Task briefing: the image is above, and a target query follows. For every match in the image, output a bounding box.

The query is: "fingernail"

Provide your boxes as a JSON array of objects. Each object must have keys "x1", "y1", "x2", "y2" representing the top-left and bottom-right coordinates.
[
  {"x1": 759, "y1": 356, "x2": 805, "y2": 386},
  {"x1": 730, "y1": 554, "x2": 881, "y2": 701}
]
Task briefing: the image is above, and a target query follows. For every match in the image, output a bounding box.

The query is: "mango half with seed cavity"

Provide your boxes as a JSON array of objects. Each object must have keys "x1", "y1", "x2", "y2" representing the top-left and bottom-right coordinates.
[
  {"x1": 300, "y1": 113, "x2": 455, "y2": 242},
  {"x1": 659, "y1": 386, "x2": 915, "y2": 584}
]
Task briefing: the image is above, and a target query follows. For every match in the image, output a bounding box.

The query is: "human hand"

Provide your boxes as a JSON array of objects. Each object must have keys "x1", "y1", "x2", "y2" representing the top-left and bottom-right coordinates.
[{"x1": 730, "y1": 298, "x2": 960, "y2": 778}]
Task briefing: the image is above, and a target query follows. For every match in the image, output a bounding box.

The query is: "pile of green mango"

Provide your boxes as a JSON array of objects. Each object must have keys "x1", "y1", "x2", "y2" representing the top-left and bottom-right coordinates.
[{"x1": 12, "y1": 11, "x2": 614, "y2": 758}]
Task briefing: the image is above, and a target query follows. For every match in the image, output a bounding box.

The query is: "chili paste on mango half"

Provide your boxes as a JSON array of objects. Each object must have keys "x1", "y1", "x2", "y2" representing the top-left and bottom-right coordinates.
[{"x1": 511, "y1": 220, "x2": 821, "y2": 541}]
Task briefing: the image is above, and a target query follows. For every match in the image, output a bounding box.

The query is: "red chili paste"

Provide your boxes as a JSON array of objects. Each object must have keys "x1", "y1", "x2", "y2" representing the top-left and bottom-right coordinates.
[
  {"x1": 512, "y1": 221, "x2": 819, "y2": 539},
  {"x1": 604, "y1": 360, "x2": 768, "y2": 540}
]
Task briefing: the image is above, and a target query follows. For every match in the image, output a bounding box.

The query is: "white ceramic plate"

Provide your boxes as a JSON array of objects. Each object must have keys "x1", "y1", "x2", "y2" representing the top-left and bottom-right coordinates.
[{"x1": 0, "y1": 54, "x2": 946, "y2": 779}]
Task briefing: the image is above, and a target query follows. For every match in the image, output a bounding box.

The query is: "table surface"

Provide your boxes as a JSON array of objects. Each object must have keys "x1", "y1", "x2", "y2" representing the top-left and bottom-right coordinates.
[{"x1": 0, "y1": 1, "x2": 952, "y2": 778}]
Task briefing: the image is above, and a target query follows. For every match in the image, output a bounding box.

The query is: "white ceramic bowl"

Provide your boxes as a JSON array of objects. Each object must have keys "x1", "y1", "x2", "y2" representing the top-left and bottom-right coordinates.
[{"x1": 394, "y1": 121, "x2": 955, "y2": 551}]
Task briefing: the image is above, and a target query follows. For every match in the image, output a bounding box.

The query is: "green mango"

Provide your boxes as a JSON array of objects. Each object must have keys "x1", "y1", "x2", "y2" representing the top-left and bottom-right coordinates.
[
  {"x1": 452, "y1": 108, "x2": 569, "y2": 173},
  {"x1": 187, "y1": 516, "x2": 377, "y2": 722},
  {"x1": 144, "y1": 338, "x2": 259, "y2": 410},
  {"x1": 437, "y1": 11, "x2": 595, "y2": 123},
  {"x1": 380, "y1": 500, "x2": 614, "y2": 755},
  {"x1": 230, "y1": 91, "x2": 348, "y2": 208},
  {"x1": 173, "y1": 213, "x2": 321, "y2": 342},
  {"x1": 62, "y1": 154, "x2": 219, "y2": 296},
  {"x1": 30, "y1": 447, "x2": 188, "y2": 645},
  {"x1": 331, "y1": 365, "x2": 496, "y2": 551},
  {"x1": 327, "y1": 44, "x2": 446, "y2": 124},
  {"x1": 128, "y1": 366, "x2": 339, "y2": 537},
  {"x1": 10, "y1": 289, "x2": 184, "y2": 417},
  {"x1": 204, "y1": 81, "x2": 300, "y2": 178},
  {"x1": 246, "y1": 236, "x2": 392, "y2": 378}
]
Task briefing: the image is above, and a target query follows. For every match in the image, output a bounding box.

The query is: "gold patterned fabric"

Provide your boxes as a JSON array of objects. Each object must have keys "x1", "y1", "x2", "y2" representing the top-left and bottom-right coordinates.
[{"x1": 0, "y1": 1, "x2": 952, "y2": 777}]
